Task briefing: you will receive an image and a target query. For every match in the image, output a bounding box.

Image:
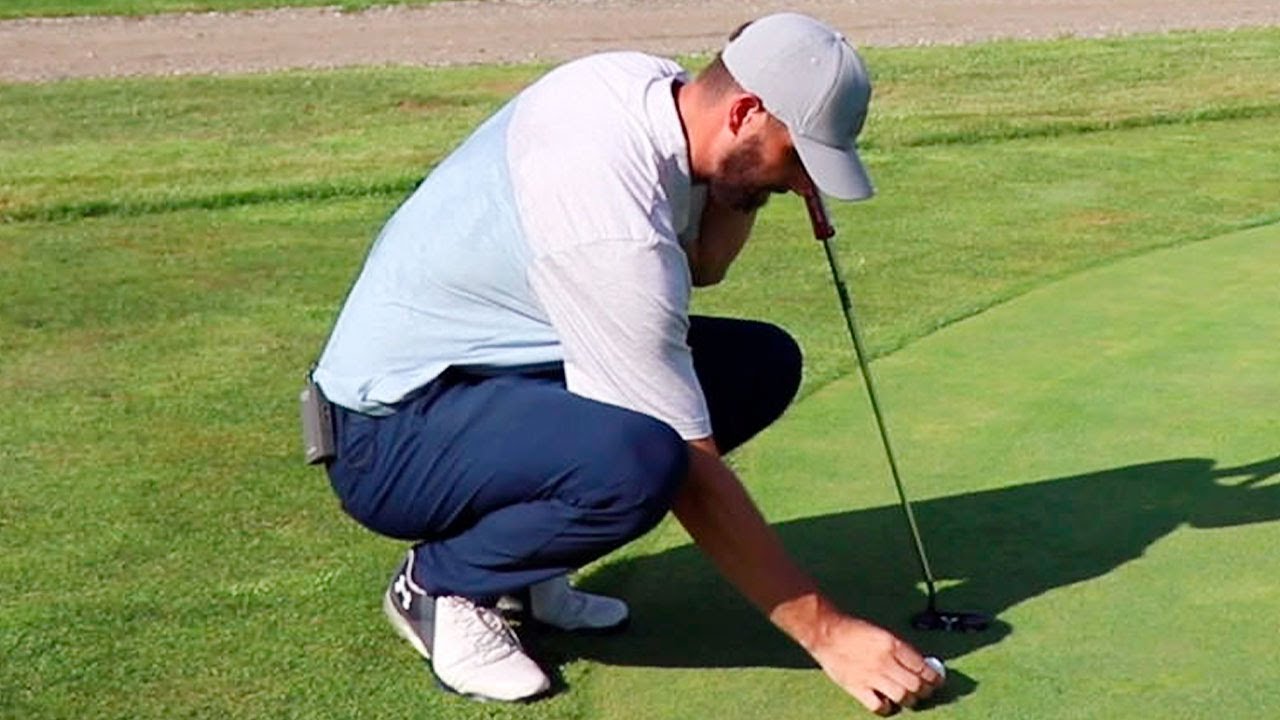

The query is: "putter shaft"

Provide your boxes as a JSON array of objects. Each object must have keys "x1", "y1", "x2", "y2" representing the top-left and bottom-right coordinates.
[{"x1": 819, "y1": 236, "x2": 939, "y2": 604}]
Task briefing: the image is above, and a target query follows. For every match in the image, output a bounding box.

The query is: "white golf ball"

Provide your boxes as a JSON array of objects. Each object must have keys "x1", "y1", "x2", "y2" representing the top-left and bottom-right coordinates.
[{"x1": 924, "y1": 656, "x2": 947, "y2": 680}]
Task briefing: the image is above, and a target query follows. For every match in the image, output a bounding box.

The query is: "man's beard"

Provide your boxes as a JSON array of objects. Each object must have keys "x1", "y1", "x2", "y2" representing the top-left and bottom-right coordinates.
[{"x1": 708, "y1": 136, "x2": 775, "y2": 213}]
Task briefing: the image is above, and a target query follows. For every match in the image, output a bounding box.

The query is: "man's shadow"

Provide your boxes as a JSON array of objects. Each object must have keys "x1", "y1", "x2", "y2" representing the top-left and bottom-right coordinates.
[{"x1": 532, "y1": 455, "x2": 1280, "y2": 681}]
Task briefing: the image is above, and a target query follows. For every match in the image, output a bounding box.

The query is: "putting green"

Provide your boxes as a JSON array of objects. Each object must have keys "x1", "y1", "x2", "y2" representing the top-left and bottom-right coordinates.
[{"x1": 566, "y1": 223, "x2": 1280, "y2": 719}]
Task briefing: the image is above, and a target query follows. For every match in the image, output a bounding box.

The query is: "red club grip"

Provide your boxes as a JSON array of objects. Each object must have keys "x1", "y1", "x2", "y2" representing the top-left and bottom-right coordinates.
[{"x1": 805, "y1": 192, "x2": 836, "y2": 240}]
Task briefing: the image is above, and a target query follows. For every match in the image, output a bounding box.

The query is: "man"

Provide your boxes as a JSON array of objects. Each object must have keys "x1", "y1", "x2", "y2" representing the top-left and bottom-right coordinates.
[{"x1": 313, "y1": 12, "x2": 942, "y2": 715}]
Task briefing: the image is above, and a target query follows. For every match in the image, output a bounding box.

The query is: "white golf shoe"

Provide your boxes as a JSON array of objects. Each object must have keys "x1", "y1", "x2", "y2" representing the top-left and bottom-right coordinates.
[
  {"x1": 383, "y1": 552, "x2": 550, "y2": 702},
  {"x1": 527, "y1": 575, "x2": 630, "y2": 632}
]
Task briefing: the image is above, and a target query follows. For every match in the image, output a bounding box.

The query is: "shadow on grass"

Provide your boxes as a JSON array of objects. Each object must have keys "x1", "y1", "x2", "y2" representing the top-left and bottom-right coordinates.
[{"x1": 533, "y1": 454, "x2": 1280, "y2": 686}]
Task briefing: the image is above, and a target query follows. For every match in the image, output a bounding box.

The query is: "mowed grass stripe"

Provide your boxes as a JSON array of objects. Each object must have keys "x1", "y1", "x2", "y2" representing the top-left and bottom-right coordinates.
[
  {"x1": 6, "y1": 101, "x2": 1279, "y2": 224},
  {"x1": 3, "y1": 174, "x2": 420, "y2": 223},
  {"x1": 3, "y1": 28, "x2": 1278, "y2": 222},
  {"x1": 888, "y1": 100, "x2": 1280, "y2": 147}
]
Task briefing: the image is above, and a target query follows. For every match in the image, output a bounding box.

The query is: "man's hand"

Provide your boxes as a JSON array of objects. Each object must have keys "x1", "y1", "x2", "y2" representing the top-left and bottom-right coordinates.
[
  {"x1": 807, "y1": 612, "x2": 943, "y2": 715},
  {"x1": 673, "y1": 439, "x2": 942, "y2": 715}
]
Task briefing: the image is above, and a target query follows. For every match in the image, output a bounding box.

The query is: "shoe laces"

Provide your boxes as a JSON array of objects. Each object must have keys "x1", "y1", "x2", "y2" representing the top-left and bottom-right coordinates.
[{"x1": 442, "y1": 596, "x2": 523, "y2": 659}]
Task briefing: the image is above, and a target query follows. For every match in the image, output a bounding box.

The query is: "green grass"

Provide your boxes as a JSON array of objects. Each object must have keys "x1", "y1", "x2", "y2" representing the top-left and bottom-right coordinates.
[
  {"x1": 2, "y1": 28, "x2": 1279, "y2": 719},
  {"x1": 5, "y1": 29, "x2": 1280, "y2": 224},
  {"x1": 0, "y1": 0, "x2": 453, "y2": 20},
  {"x1": 587, "y1": 223, "x2": 1280, "y2": 720},
  {"x1": 0, "y1": 67, "x2": 534, "y2": 221}
]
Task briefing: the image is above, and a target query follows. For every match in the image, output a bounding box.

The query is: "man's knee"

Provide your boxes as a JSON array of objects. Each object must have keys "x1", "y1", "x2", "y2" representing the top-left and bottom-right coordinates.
[
  {"x1": 583, "y1": 413, "x2": 688, "y2": 539},
  {"x1": 762, "y1": 321, "x2": 803, "y2": 409},
  {"x1": 743, "y1": 320, "x2": 802, "y2": 427}
]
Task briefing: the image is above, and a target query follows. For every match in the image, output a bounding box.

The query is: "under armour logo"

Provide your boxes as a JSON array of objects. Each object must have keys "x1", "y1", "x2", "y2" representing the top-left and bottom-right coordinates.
[{"x1": 394, "y1": 575, "x2": 413, "y2": 611}]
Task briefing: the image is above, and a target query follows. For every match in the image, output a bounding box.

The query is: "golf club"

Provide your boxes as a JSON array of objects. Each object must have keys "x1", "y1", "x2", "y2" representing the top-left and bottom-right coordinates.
[{"x1": 804, "y1": 192, "x2": 990, "y2": 633}]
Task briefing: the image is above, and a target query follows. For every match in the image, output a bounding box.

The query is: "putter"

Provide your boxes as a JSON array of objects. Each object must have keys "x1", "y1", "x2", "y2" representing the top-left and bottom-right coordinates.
[{"x1": 805, "y1": 192, "x2": 990, "y2": 633}]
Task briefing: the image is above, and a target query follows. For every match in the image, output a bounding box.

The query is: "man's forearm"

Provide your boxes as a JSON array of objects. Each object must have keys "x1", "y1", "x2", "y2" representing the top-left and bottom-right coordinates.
[
  {"x1": 672, "y1": 438, "x2": 837, "y2": 652},
  {"x1": 687, "y1": 200, "x2": 756, "y2": 287}
]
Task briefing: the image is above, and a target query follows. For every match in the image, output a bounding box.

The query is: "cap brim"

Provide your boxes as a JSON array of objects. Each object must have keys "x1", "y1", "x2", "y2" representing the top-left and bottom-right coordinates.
[{"x1": 793, "y1": 135, "x2": 874, "y2": 201}]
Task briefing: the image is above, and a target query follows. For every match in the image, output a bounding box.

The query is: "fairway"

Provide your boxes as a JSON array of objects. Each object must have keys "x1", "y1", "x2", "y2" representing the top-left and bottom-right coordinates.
[{"x1": 572, "y1": 223, "x2": 1280, "y2": 719}]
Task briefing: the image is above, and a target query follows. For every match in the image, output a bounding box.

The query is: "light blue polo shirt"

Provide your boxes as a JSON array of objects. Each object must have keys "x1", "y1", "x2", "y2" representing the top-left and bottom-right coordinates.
[{"x1": 315, "y1": 52, "x2": 712, "y2": 439}]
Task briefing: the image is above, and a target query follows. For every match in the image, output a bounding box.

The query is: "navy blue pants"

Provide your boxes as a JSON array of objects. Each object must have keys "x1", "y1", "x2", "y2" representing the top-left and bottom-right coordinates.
[{"x1": 326, "y1": 316, "x2": 802, "y2": 601}]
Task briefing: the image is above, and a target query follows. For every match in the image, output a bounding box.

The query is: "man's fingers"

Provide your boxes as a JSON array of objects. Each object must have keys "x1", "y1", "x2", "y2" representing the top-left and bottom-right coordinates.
[
  {"x1": 921, "y1": 671, "x2": 942, "y2": 702},
  {"x1": 874, "y1": 676, "x2": 917, "y2": 710},
  {"x1": 856, "y1": 688, "x2": 894, "y2": 716},
  {"x1": 810, "y1": 615, "x2": 944, "y2": 715},
  {"x1": 891, "y1": 641, "x2": 927, "y2": 673},
  {"x1": 871, "y1": 692, "x2": 901, "y2": 717},
  {"x1": 883, "y1": 664, "x2": 927, "y2": 704},
  {"x1": 889, "y1": 655, "x2": 940, "y2": 700},
  {"x1": 891, "y1": 644, "x2": 943, "y2": 693}
]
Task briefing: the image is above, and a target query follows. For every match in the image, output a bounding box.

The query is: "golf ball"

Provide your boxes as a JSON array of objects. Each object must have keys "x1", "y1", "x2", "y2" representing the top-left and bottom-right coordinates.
[{"x1": 924, "y1": 656, "x2": 947, "y2": 680}]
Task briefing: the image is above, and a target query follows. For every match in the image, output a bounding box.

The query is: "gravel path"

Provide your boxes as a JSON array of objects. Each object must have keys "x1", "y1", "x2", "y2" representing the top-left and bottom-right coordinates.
[{"x1": 2, "y1": 0, "x2": 1278, "y2": 82}]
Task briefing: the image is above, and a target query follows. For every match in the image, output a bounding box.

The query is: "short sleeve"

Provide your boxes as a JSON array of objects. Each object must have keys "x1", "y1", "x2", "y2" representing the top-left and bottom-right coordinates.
[{"x1": 527, "y1": 239, "x2": 711, "y2": 439}]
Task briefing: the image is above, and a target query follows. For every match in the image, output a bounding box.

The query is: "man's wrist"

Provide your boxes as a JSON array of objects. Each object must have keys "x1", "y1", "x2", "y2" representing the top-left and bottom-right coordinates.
[{"x1": 770, "y1": 590, "x2": 844, "y2": 655}]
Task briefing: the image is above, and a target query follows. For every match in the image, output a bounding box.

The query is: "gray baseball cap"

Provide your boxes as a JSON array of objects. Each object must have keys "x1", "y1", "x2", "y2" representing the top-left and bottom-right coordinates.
[{"x1": 722, "y1": 13, "x2": 874, "y2": 201}]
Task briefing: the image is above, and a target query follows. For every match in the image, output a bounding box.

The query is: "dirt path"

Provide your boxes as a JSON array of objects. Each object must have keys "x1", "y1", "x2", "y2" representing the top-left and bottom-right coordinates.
[{"x1": 2, "y1": 0, "x2": 1278, "y2": 82}]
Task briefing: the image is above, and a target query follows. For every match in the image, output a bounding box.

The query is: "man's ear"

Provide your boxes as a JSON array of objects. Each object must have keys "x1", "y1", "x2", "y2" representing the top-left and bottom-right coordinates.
[{"x1": 726, "y1": 94, "x2": 765, "y2": 136}]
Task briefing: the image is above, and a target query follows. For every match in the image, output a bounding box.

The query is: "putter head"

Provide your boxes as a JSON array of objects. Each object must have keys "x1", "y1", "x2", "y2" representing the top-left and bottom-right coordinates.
[{"x1": 912, "y1": 608, "x2": 992, "y2": 633}]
